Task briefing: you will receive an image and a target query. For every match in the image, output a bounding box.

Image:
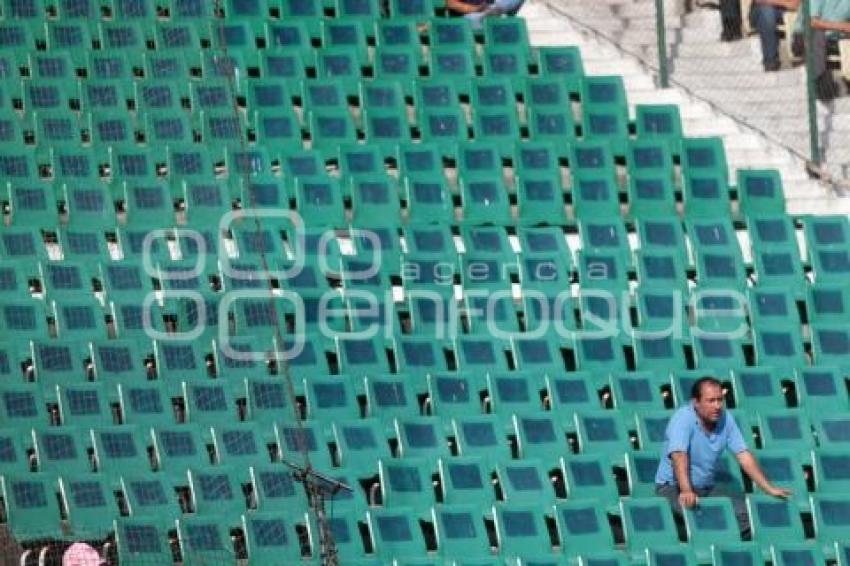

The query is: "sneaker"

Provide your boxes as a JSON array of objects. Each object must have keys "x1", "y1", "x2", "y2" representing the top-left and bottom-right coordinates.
[{"x1": 763, "y1": 61, "x2": 781, "y2": 72}]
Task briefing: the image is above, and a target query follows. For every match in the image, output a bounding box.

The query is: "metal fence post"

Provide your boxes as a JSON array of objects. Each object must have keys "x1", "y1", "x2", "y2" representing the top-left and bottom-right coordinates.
[
  {"x1": 802, "y1": 0, "x2": 821, "y2": 165},
  {"x1": 655, "y1": 0, "x2": 669, "y2": 87}
]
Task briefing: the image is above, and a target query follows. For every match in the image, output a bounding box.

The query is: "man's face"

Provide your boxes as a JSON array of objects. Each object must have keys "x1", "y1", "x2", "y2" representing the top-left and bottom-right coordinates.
[{"x1": 693, "y1": 382, "x2": 724, "y2": 425}]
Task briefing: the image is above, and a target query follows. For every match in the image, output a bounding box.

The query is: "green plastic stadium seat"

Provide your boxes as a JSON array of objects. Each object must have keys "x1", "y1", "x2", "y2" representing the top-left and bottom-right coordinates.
[
  {"x1": 513, "y1": 412, "x2": 569, "y2": 462},
  {"x1": 497, "y1": 458, "x2": 557, "y2": 504},
  {"x1": 452, "y1": 414, "x2": 512, "y2": 460},
  {"x1": 212, "y1": 422, "x2": 271, "y2": 468},
  {"x1": 620, "y1": 497, "x2": 679, "y2": 562},
  {"x1": 176, "y1": 515, "x2": 234, "y2": 565},
  {"x1": 438, "y1": 456, "x2": 495, "y2": 507},
  {"x1": 769, "y1": 544, "x2": 826, "y2": 566},
  {"x1": 681, "y1": 137, "x2": 730, "y2": 189},
  {"x1": 242, "y1": 511, "x2": 305, "y2": 563},
  {"x1": 573, "y1": 410, "x2": 631, "y2": 458},
  {"x1": 367, "y1": 506, "x2": 429, "y2": 560},
  {"x1": 250, "y1": 463, "x2": 310, "y2": 512},
  {"x1": 737, "y1": 169, "x2": 786, "y2": 217},
  {"x1": 626, "y1": 451, "x2": 662, "y2": 496},
  {"x1": 1, "y1": 473, "x2": 63, "y2": 540},
  {"x1": 59, "y1": 473, "x2": 121, "y2": 539},
  {"x1": 378, "y1": 456, "x2": 435, "y2": 507},
  {"x1": 758, "y1": 409, "x2": 815, "y2": 449},
  {"x1": 431, "y1": 504, "x2": 491, "y2": 560},
  {"x1": 730, "y1": 367, "x2": 790, "y2": 412},
  {"x1": 536, "y1": 46, "x2": 584, "y2": 95},
  {"x1": 646, "y1": 546, "x2": 699, "y2": 566},
  {"x1": 394, "y1": 416, "x2": 450, "y2": 459},
  {"x1": 813, "y1": 448, "x2": 850, "y2": 494},
  {"x1": 635, "y1": 104, "x2": 683, "y2": 151},
  {"x1": 806, "y1": 283, "x2": 850, "y2": 324},
  {"x1": 683, "y1": 498, "x2": 741, "y2": 563},
  {"x1": 55, "y1": 383, "x2": 111, "y2": 427},
  {"x1": 492, "y1": 503, "x2": 554, "y2": 559},
  {"x1": 120, "y1": 474, "x2": 181, "y2": 531},
  {"x1": 34, "y1": 427, "x2": 91, "y2": 474},
  {"x1": 561, "y1": 454, "x2": 621, "y2": 511},
  {"x1": 810, "y1": 325, "x2": 850, "y2": 367},
  {"x1": 114, "y1": 518, "x2": 173, "y2": 564}
]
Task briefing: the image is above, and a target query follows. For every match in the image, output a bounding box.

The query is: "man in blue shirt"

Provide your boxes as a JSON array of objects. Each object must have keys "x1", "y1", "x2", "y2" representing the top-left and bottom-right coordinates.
[{"x1": 656, "y1": 377, "x2": 791, "y2": 538}]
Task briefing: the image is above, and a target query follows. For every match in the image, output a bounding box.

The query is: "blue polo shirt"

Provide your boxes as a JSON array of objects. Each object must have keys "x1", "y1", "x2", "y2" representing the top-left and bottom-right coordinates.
[
  {"x1": 795, "y1": 0, "x2": 850, "y2": 36},
  {"x1": 655, "y1": 404, "x2": 748, "y2": 489}
]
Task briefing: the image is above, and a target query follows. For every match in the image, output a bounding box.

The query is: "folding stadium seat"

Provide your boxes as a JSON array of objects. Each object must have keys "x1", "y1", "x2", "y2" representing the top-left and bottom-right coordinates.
[
  {"x1": 452, "y1": 414, "x2": 512, "y2": 460},
  {"x1": 212, "y1": 422, "x2": 273, "y2": 469},
  {"x1": 438, "y1": 455, "x2": 495, "y2": 507},
  {"x1": 510, "y1": 335, "x2": 566, "y2": 375},
  {"x1": 5, "y1": 179, "x2": 56, "y2": 227},
  {"x1": 241, "y1": 512, "x2": 304, "y2": 564},
  {"x1": 623, "y1": 451, "x2": 661, "y2": 498},
  {"x1": 536, "y1": 46, "x2": 584, "y2": 96},
  {"x1": 681, "y1": 137, "x2": 730, "y2": 188},
  {"x1": 513, "y1": 412, "x2": 569, "y2": 462},
  {"x1": 247, "y1": 463, "x2": 309, "y2": 514},
  {"x1": 117, "y1": 474, "x2": 181, "y2": 533},
  {"x1": 482, "y1": 45, "x2": 530, "y2": 81},
  {"x1": 809, "y1": 247, "x2": 850, "y2": 282},
  {"x1": 98, "y1": 21, "x2": 147, "y2": 67},
  {"x1": 430, "y1": 504, "x2": 491, "y2": 560},
  {"x1": 404, "y1": 175, "x2": 454, "y2": 224},
  {"x1": 470, "y1": 76, "x2": 519, "y2": 122},
  {"x1": 803, "y1": 215, "x2": 849, "y2": 252},
  {"x1": 757, "y1": 410, "x2": 815, "y2": 450},
  {"x1": 683, "y1": 173, "x2": 732, "y2": 218},
  {"x1": 388, "y1": 0, "x2": 434, "y2": 20},
  {"x1": 0, "y1": 428, "x2": 29, "y2": 474},
  {"x1": 620, "y1": 498, "x2": 679, "y2": 562},
  {"x1": 628, "y1": 174, "x2": 678, "y2": 221},
  {"x1": 730, "y1": 367, "x2": 790, "y2": 412},
  {"x1": 186, "y1": 465, "x2": 247, "y2": 522},
  {"x1": 275, "y1": 421, "x2": 334, "y2": 471},
  {"x1": 167, "y1": 144, "x2": 215, "y2": 182},
  {"x1": 30, "y1": 339, "x2": 89, "y2": 387},
  {"x1": 581, "y1": 98, "x2": 630, "y2": 157},
  {"x1": 394, "y1": 416, "x2": 450, "y2": 459},
  {"x1": 302, "y1": 374, "x2": 359, "y2": 422},
  {"x1": 259, "y1": 21, "x2": 308, "y2": 61},
  {"x1": 242, "y1": 375, "x2": 289, "y2": 423},
  {"x1": 1, "y1": 474, "x2": 63, "y2": 541},
  {"x1": 626, "y1": 139, "x2": 673, "y2": 181},
  {"x1": 527, "y1": 106, "x2": 578, "y2": 149},
  {"x1": 806, "y1": 282, "x2": 850, "y2": 325},
  {"x1": 329, "y1": 419, "x2": 388, "y2": 476},
  {"x1": 812, "y1": 415, "x2": 850, "y2": 448},
  {"x1": 424, "y1": 372, "x2": 481, "y2": 419},
  {"x1": 496, "y1": 458, "x2": 558, "y2": 505},
  {"x1": 455, "y1": 334, "x2": 512, "y2": 374},
  {"x1": 492, "y1": 503, "x2": 554, "y2": 559},
  {"x1": 747, "y1": 494, "x2": 803, "y2": 556},
  {"x1": 378, "y1": 456, "x2": 436, "y2": 508},
  {"x1": 373, "y1": 46, "x2": 422, "y2": 95},
  {"x1": 571, "y1": 175, "x2": 621, "y2": 219},
  {"x1": 176, "y1": 515, "x2": 234, "y2": 564},
  {"x1": 542, "y1": 376, "x2": 598, "y2": 421},
  {"x1": 680, "y1": 498, "x2": 742, "y2": 563},
  {"x1": 810, "y1": 325, "x2": 850, "y2": 367},
  {"x1": 428, "y1": 47, "x2": 476, "y2": 98},
  {"x1": 813, "y1": 448, "x2": 850, "y2": 494},
  {"x1": 753, "y1": 326, "x2": 806, "y2": 368},
  {"x1": 34, "y1": 109, "x2": 81, "y2": 150},
  {"x1": 91, "y1": 425, "x2": 151, "y2": 477},
  {"x1": 634, "y1": 104, "x2": 683, "y2": 152},
  {"x1": 551, "y1": 499, "x2": 615, "y2": 560},
  {"x1": 573, "y1": 410, "x2": 631, "y2": 459},
  {"x1": 20, "y1": 77, "x2": 77, "y2": 114},
  {"x1": 709, "y1": 543, "x2": 764, "y2": 566},
  {"x1": 795, "y1": 367, "x2": 848, "y2": 414},
  {"x1": 317, "y1": 508, "x2": 369, "y2": 561},
  {"x1": 44, "y1": 22, "x2": 91, "y2": 66},
  {"x1": 58, "y1": 473, "x2": 121, "y2": 539},
  {"x1": 737, "y1": 169, "x2": 786, "y2": 217},
  {"x1": 367, "y1": 506, "x2": 429, "y2": 560},
  {"x1": 55, "y1": 382, "x2": 110, "y2": 428},
  {"x1": 608, "y1": 372, "x2": 669, "y2": 418},
  {"x1": 33, "y1": 427, "x2": 91, "y2": 475},
  {"x1": 114, "y1": 517, "x2": 174, "y2": 564},
  {"x1": 769, "y1": 544, "x2": 827, "y2": 566},
  {"x1": 349, "y1": 176, "x2": 402, "y2": 226}
]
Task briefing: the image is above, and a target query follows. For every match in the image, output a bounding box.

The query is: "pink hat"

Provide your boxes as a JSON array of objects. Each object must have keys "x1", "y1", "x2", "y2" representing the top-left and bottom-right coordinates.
[{"x1": 62, "y1": 543, "x2": 102, "y2": 566}]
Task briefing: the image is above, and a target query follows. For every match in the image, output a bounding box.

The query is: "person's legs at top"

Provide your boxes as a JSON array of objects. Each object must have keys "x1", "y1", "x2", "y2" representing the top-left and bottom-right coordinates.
[
  {"x1": 752, "y1": 4, "x2": 785, "y2": 70},
  {"x1": 719, "y1": 0, "x2": 743, "y2": 40},
  {"x1": 707, "y1": 484, "x2": 752, "y2": 540}
]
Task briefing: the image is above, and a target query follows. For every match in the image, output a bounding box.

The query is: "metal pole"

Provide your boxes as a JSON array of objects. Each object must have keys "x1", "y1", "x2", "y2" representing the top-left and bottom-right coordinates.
[
  {"x1": 802, "y1": 0, "x2": 821, "y2": 165},
  {"x1": 655, "y1": 0, "x2": 670, "y2": 87}
]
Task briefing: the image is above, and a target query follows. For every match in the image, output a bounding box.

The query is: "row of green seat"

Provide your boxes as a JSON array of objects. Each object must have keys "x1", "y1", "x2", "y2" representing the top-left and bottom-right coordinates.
[{"x1": 6, "y1": 466, "x2": 850, "y2": 566}]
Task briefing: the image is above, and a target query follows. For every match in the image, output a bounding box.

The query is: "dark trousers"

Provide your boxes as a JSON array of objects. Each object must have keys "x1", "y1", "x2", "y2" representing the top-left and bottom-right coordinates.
[
  {"x1": 656, "y1": 483, "x2": 751, "y2": 540},
  {"x1": 719, "y1": 0, "x2": 742, "y2": 31},
  {"x1": 792, "y1": 30, "x2": 841, "y2": 100},
  {"x1": 752, "y1": 4, "x2": 785, "y2": 65}
]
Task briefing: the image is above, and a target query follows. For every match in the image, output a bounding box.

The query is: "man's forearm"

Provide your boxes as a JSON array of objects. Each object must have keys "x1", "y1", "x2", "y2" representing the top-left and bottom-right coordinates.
[
  {"x1": 671, "y1": 452, "x2": 693, "y2": 492},
  {"x1": 755, "y1": 0, "x2": 799, "y2": 9},
  {"x1": 445, "y1": 0, "x2": 482, "y2": 13},
  {"x1": 812, "y1": 18, "x2": 850, "y2": 34},
  {"x1": 737, "y1": 451, "x2": 773, "y2": 491}
]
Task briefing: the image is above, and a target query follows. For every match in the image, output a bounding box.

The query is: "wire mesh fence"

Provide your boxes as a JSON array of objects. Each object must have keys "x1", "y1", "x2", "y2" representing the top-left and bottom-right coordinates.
[{"x1": 545, "y1": 0, "x2": 850, "y2": 181}]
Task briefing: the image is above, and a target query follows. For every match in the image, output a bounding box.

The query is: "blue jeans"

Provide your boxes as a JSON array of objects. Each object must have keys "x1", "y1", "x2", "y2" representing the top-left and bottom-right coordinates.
[
  {"x1": 752, "y1": 4, "x2": 784, "y2": 65},
  {"x1": 465, "y1": 0, "x2": 525, "y2": 29},
  {"x1": 656, "y1": 483, "x2": 751, "y2": 540}
]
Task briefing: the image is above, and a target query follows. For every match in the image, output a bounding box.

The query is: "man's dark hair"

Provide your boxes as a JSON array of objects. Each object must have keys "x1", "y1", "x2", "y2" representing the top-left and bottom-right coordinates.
[{"x1": 691, "y1": 376, "x2": 723, "y2": 400}]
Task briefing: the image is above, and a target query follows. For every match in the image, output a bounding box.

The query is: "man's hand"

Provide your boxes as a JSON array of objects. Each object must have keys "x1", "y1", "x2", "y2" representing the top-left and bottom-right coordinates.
[
  {"x1": 765, "y1": 485, "x2": 791, "y2": 499},
  {"x1": 678, "y1": 490, "x2": 699, "y2": 508}
]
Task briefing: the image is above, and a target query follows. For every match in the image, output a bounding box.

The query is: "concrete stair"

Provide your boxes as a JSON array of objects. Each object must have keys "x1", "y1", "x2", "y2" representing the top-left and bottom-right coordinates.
[
  {"x1": 521, "y1": 0, "x2": 850, "y2": 213},
  {"x1": 540, "y1": 0, "x2": 850, "y2": 189}
]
